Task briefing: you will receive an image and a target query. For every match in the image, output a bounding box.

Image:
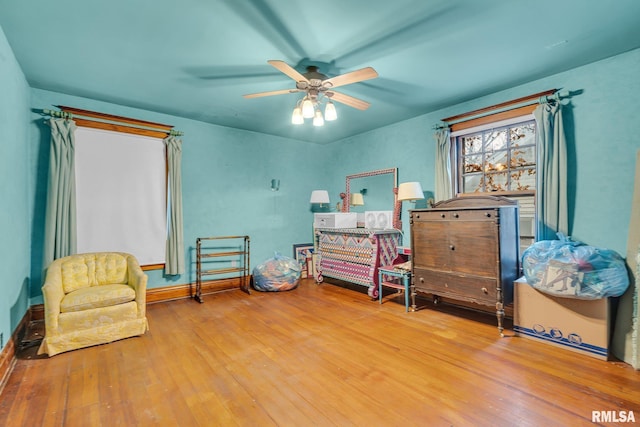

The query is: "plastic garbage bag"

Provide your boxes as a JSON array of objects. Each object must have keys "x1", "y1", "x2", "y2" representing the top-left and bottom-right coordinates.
[
  {"x1": 522, "y1": 233, "x2": 629, "y2": 299},
  {"x1": 252, "y1": 252, "x2": 301, "y2": 292}
]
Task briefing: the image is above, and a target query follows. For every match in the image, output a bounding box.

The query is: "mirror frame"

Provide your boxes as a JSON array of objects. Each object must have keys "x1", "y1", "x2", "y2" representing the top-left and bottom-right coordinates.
[{"x1": 340, "y1": 167, "x2": 401, "y2": 229}]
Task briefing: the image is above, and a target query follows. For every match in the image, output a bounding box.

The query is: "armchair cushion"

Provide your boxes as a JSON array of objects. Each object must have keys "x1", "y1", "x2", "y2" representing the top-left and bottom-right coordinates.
[
  {"x1": 38, "y1": 252, "x2": 148, "y2": 356},
  {"x1": 60, "y1": 283, "x2": 135, "y2": 313},
  {"x1": 61, "y1": 252, "x2": 128, "y2": 293}
]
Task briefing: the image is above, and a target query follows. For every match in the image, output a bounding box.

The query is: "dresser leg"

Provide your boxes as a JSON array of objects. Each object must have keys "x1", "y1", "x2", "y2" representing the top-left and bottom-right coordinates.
[
  {"x1": 410, "y1": 284, "x2": 417, "y2": 312},
  {"x1": 496, "y1": 302, "x2": 505, "y2": 337}
]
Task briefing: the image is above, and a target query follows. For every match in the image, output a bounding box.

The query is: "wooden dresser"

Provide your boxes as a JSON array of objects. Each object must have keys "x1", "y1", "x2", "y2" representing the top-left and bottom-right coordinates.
[
  {"x1": 314, "y1": 228, "x2": 402, "y2": 298},
  {"x1": 410, "y1": 196, "x2": 519, "y2": 335}
]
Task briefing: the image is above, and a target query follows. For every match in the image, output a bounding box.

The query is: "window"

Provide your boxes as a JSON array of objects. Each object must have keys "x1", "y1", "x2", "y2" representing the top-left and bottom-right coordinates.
[
  {"x1": 438, "y1": 89, "x2": 559, "y2": 253},
  {"x1": 74, "y1": 127, "x2": 167, "y2": 266},
  {"x1": 456, "y1": 119, "x2": 536, "y2": 193},
  {"x1": 452, "y1": 117, "x2": 537, "y2": 253},
  {"x1": 58, "y1": 105, "x2": 177, "y2": 269}
]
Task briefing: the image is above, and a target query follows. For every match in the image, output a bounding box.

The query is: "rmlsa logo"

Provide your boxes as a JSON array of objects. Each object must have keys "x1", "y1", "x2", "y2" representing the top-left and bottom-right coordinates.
[{"x1": 592, "y1": 410, "x2": 635, "y2": 423}]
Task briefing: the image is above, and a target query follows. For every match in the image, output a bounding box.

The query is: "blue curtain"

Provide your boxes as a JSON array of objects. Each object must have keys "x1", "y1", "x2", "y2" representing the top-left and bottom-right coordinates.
[
  {"x1": 43, "y1": 118, "x2": 77, "y2": 267},
  {"x1": 434, "y1": 128, "x2": 453, "y2": 202},
  {"x1": 533, "y1": 101, "x2": 569, "y2": 240},
  {"x1": 164, "y1": 136, "x2": 185, "y2": 275}
]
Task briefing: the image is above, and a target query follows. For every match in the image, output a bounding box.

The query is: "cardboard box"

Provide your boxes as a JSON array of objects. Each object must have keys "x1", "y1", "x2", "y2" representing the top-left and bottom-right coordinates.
[
  {"x1": 513, "y1": 278, "x2": 610, "y2": 360},
  {"x1": 314, "y1": 213, "x2": 358, "y2": 229}
]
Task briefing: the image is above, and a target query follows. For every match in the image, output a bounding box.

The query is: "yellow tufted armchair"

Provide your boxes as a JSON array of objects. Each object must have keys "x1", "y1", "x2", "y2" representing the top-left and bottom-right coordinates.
[{"x1": 38, "y1": 252, "x2": 149, "y2": 356}]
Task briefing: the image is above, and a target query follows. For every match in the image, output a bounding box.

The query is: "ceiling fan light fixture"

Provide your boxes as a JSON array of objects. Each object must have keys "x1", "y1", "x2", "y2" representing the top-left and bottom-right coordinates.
[
  {"x1": 324, "y1": 101, "x2": 337, "y2": 121},
  {"x1": 245, "y1": 61, "x2": 379, "y2": 127},
  {"x1": 313, "y1": 109, "x2": 324, "y2": 127},
  {"x1": 301, "y1": 97, "x2": 315, "y2": 118},
  {"x1": 291, "y1": 106, "x2": 304, "y2": 124}
]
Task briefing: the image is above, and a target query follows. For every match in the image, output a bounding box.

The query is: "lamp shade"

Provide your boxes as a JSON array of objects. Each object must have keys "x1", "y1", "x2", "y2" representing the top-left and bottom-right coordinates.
[
  {"x1": 291, "y1": 106, "x2": 304, "y2": 124},
  {"x1": 397, "y1": 182, "x2": 424, "y2": 201},
  {"x1": 324, "y1": 101, "x2": 337, "y2": 121},
  {"x1": 310, "y1": 190, "x2": 330, "y2": 204},
  {"x1": 302, "y1": 97, "x2": 315, "y2": 118},
  {"x1": 350, "y1": 193, "x2": 364, "y2": 206},
  {"x1": 313, "y1": 109, "x2": 324, "y2": 127}
]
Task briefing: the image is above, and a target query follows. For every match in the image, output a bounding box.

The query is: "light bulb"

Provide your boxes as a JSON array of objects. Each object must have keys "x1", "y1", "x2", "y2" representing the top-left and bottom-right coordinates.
[
  {"x1": 324, "y1": 101, "x2": 337, "y2": 121},
  {"x1": 291, "y1": 106, "x2": 303, "y2": 124},
  {"x1": 313, "y1": 110, "x2": 324, "y2": 126},
  {"x1": 301, "y1": 97, "x2": 315, "y2": 118}
]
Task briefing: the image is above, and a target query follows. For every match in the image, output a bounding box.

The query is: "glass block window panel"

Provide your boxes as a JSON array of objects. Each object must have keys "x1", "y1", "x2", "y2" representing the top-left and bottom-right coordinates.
[
  {"x1": 511, "y1": 167, "x2": 536, "y2": 191},
  {"x1": 485, "y1": 150, "x2": 509, "y2": 173},
  {"x1": 464, "y1": 154, "x2": 483, "y2": 173},
  {"x1": 511, "y1": 146, "x2": 536, "y2": 168},
  {"x1": 463, "y1": 173, "x2": 483, "y2": 193},
  {"x1": 510, "y1": 123, "x2": 536, "y2": 146},
  {"x1": 462, "y1": 134, "x2": 482, "y2": 154},
  {"x1": 484, "y1": 129, "x2": 507, "y2": 152},
  {"x1": 484, "y1": 171, "x2": 509, "y2": 192},
  {"x1": 457, "y1": 119, "x2": 536, "y2": 194}
]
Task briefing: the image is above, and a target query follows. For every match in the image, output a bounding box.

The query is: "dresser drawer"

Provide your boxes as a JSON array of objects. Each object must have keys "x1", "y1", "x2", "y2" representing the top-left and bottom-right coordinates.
[
  {"x1": 413, "y1": 268, "x2": 497, "y2": 305},
  {"x1": 411, "y1": 209, "x2": 499, "y2": 222},
  {"x1": 320, "y1": 258, "x2": 373, "y2": 286},
  {"x1": 318, "y1": 241, "x2": 374, "y2": 265}
]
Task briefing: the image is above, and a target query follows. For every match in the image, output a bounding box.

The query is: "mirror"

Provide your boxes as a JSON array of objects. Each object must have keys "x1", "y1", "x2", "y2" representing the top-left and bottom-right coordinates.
[{"x1": 341, "y1": 168, "x2": 400, "y2": 229}]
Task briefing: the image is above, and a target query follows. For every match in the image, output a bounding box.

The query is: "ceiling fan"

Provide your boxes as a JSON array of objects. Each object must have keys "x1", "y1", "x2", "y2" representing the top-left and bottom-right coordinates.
[{"x1": 243, "y1": 60, "x2": 378, "y2": 125}]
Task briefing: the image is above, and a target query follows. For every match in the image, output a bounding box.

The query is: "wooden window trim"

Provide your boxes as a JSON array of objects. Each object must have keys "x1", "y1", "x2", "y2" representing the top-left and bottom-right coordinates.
[
  {"x1": 58, "y1": 105, "x2": 174, "y2": 139},
  {"x1": 142, "y1": 263, "x2": 165, "y2": 271},
  {"x1": 442, "y1": 89, "x2": 556, "y2": 132}
]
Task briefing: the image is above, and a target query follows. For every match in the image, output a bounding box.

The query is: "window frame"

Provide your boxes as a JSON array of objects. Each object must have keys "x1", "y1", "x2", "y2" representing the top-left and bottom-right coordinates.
[
  {"x1": 451, "y1": 116, "x2": 537, "y2": 196},
  {"x1": 59, "y1": 105, "x2": 175, "y2": 271}
]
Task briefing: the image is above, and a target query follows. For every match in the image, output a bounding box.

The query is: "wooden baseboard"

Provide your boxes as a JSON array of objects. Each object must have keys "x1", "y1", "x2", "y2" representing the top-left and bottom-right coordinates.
[
  {"x1": 146, "y1": 277, "x2": 249, "y2": 304},
  {"x1": 29, "y1": 304, "x2": 44, "y2": 321},
  {"x1": 0, "y1": 334, "x2": 17, "y2": 393},
  {"x1": 0, "y1": 305, "x2": 38, "y2": 393}
]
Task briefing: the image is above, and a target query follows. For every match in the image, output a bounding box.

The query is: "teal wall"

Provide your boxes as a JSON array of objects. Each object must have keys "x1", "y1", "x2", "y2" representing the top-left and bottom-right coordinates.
[
  {"x1": 0, "y1": 26, "x2": 31, "y2": 349},
  {"x1": 329, "y1": 47, "x2": 640, "y2": 256},
  {"x1": 1, "y1": 18, "x2": 639, "y2": 342},
  {"x1": 29, "y1": 89, "x2": 329, "y2": 302}
]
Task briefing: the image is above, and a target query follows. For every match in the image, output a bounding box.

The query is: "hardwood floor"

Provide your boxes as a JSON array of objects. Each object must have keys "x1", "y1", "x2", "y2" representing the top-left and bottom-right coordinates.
[{"x1": 1, "y1": 278, "x2": 639, "y2": 426}]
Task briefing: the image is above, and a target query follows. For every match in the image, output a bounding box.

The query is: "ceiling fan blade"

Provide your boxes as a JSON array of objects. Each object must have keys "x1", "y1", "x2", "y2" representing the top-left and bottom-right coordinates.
[
  {"x1": 328, "y1": 91, "x2": 371, "y2": 110},
  {"x1": 323, "y1": 67, "x2": 378, "y2": 89},
  {"x1": 243, "y1": 88, "x2": 301, "y2": 99},
  {"x1": 267, "y1": 60, "x2": 309, "y2": 83}
]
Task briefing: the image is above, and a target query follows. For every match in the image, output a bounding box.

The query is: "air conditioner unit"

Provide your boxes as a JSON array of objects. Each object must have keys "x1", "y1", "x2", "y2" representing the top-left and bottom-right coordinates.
[{"x1": 364, "y1": 210, "x2": 394, "y2": 229}]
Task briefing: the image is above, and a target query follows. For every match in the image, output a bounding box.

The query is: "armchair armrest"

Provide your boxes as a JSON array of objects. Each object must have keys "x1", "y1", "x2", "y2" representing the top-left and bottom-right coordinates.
[
  {"x1": 41, "y1": 264, "x2": 65, "y2": 333},
  {"x1": 127, "y1": 255, "x2": 148, "y2": 317}
]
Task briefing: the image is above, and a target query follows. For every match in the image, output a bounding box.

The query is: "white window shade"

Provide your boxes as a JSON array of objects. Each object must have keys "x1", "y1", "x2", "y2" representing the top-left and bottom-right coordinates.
[{"x1": 74, "y1": 127, "x2": 167, "y2": 265}]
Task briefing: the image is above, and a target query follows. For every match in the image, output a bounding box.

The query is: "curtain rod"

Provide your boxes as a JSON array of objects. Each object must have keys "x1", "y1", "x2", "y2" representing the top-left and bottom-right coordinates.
[
  {"x1": 42, "y1": 108, "x2": 184, "y2": 136},
  {"x1": 432, "y1": 90, "x2": 570, "y2": 130}
]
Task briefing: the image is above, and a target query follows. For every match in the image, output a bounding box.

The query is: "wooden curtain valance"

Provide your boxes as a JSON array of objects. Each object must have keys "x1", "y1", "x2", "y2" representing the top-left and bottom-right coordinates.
[
  {"x1": 56, "y1": 105, "x2": 180, "y2": 139},
  {"x1": 441, "y1": 89, "x2": 557, "y2": 132}
]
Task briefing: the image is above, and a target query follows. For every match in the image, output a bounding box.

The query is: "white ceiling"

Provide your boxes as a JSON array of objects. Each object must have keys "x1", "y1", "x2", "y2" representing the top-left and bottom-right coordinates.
[{"x1": 2, "y1": 0, "x2": 640, "y2": 143}]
